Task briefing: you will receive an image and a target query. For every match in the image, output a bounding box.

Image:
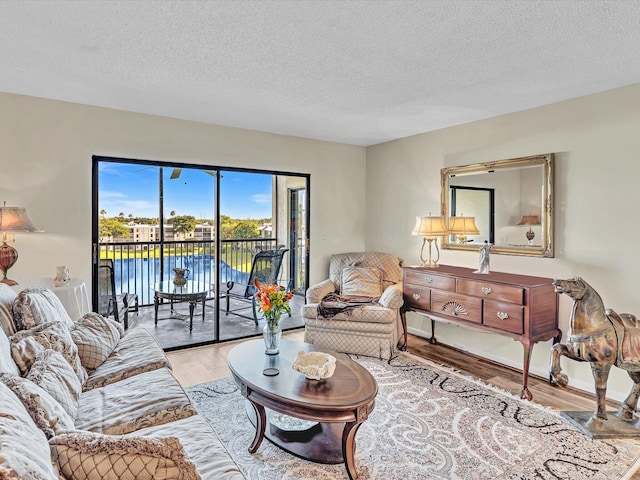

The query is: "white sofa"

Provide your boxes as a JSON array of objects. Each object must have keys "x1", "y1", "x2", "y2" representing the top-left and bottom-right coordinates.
[{"x1": 0, "y1": 284, "x2": 244, "y2": 480}]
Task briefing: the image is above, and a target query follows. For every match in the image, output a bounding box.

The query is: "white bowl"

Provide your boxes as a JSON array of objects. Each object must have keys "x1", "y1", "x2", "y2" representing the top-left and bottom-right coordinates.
[{"x1": 291, "y1": 351, "x2": 337, "y2": 380}]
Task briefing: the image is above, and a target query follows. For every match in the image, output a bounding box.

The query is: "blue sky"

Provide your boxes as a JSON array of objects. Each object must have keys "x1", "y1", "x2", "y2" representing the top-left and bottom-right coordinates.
[{"x1": 99, "y1": 162, "x2": 273, "y2": 220}]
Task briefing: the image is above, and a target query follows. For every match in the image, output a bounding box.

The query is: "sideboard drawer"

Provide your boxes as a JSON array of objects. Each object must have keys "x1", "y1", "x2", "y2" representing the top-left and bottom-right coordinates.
[
  {"x1": 431, "y1": 291, "x2": 482, "y2": 324},
  {"x1": 483, "y1": 301, "x2": 524, "y2": 334},
  {"x1": 457, "y1": 279, "x2": 524, "y2": 305},
  {"x1": 403, "y1": 285, "x2": 430, "y2": 311},
  {"x1": 404, "y1": 270, "x2": 455, "y2": 291}
]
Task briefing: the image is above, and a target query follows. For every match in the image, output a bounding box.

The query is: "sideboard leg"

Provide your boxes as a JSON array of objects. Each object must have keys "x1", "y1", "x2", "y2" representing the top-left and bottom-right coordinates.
[
  {"x1": 429, "y1": 318, "x2": 437, "y2": 344},
  {"x1": 520, "y1": 340, "x2": 534, "y2": 400},
  {"x1": 399, "y1": 307, "x2": 408, "y2": 351}
]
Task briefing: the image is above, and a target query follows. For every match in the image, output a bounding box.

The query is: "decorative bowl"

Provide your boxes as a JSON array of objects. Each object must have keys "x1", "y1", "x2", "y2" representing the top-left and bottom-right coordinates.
[{"x1": 291, "y1": 351, "x2": 337, "y2": 380}]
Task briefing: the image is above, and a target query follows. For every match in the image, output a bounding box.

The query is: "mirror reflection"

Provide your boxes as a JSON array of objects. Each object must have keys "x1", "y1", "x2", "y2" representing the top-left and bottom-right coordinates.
[{"x1": 441, "y1": 154, "x2": 554, "y2": 257}]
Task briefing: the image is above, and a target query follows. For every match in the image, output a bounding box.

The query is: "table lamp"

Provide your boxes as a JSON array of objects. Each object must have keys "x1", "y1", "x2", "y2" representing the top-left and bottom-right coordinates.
[
  {"x1": 412, "y1": 214, "x2": 448, "y2": 268},
  {"x1": 517, "y1": 214, "x2": 541, "y2": 245},
  {"x1": 0, "y1": 203, "x2": 42, "y2": 285},
  {"x1": 448, "y1": 214, "x2": 479, "y2": 244}
]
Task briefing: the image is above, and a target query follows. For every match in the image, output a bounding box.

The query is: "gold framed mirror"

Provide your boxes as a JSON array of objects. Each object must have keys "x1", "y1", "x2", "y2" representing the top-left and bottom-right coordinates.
[{"x1": 441, "y1": 153, "x2": 554, "y2": 257}]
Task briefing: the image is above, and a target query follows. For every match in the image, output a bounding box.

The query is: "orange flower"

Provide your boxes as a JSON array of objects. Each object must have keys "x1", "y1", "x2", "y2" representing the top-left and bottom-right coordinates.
[{"x1": 254, "y1": 278, "x2": 293, "y2": 325}]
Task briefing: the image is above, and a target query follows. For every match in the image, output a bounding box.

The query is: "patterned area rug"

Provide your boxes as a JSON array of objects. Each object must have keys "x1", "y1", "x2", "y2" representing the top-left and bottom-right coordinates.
[{"x1": 186, "y1": 352, "x2": 640, "y2": 479}]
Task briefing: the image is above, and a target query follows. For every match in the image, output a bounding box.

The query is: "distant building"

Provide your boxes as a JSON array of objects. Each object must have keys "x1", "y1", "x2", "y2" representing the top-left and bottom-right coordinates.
[{"x1": 124, "y1": 222, "x2": 216, "y2": 242}]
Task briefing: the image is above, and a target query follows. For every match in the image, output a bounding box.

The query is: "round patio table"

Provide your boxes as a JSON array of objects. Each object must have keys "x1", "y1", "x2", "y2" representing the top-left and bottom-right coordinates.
[{"x1": 152, "y1": 281, "x2": 210, "y2": 332}]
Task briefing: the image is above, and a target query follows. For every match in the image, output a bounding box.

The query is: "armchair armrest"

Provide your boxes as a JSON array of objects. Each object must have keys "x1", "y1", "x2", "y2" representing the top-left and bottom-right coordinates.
[
  {"x1": 306, "y1": 279, "x2": 336, "y2": 304},
  {"x1": 378, "y1": 282, "x2": 404, "y2": 309}
]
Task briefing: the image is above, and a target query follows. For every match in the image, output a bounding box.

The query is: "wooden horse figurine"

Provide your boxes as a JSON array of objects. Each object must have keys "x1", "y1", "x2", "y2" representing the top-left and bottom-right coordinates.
[{"x1": 550, "y1": 277, "x2": 640, "y2": 430}]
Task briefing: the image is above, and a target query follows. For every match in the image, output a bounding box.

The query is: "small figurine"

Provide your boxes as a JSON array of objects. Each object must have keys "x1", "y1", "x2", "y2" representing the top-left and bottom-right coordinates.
[
  {"x1": 474, "y1": 241, "x2": 492, "y2": 274},
  {"x1": 53, "y1": 266, "x2": 71, "y2": 287}
]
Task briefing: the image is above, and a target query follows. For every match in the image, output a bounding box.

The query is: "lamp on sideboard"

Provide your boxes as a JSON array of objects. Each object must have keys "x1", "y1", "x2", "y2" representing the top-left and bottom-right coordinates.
[
  {"x1": 448, "y1": 214, "x2": 480, "y2": 244},
  {"x1": 412, "y1": 214, "x2": 448, "y2": 268},
  {"x1": 0, "y1": 203, "x2": 42, "y2": 286},
  {"x1": 516, "y1": 214, "x2": 541, "y2": 245}
]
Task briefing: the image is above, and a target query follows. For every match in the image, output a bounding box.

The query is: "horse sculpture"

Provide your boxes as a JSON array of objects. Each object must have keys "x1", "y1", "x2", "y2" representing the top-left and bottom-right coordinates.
[{"x1": 551, "y1": 277, "x2": 640, "y2": 429}]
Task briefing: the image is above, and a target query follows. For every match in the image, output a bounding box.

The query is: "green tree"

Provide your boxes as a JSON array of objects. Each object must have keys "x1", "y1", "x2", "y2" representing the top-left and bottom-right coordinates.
[
  {"x1": 231, "y1": 219, "x2": 259, "y2": 239},
  {"x1": 99, "y1": 217, "x2": 130, "y2": 242},
  {"x1": 171, "y1": 215, "x2": 197, "y2": 236}
]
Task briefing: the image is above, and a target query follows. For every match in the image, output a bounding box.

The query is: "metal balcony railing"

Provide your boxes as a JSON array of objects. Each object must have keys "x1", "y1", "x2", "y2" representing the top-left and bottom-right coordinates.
[{"x1": 98, "y1": 238, "x2": 278, "y2": 306}]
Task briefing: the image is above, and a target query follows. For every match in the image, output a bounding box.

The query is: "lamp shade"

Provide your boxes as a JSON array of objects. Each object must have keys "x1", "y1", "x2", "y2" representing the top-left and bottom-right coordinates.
[
  {"x1": 517, "y1": 215, "x2": 541, "y2": 226},
  {"x1": 0, "y1": 206, "x2": 41, "y2": 232},
  {"x1": 448, "y1": 216, "x2": 480, "y2": 235},
  {"x1": 412, "y1": 215, "x2": 448, "y2": 237}
]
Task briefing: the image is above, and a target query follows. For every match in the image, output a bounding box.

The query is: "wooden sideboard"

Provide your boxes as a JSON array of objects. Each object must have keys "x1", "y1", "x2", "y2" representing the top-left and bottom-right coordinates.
[{"x1": 401, "y1": 265, "x2": 560, "y2": 400}]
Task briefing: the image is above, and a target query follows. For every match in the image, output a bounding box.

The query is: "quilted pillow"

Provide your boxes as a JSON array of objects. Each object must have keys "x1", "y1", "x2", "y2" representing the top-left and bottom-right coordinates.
[
  {"x1": 10, "y1": 321, "x2": 88, "y2": 384},
  {"x1": 341, "y1": 266, "x2": 383, "y2": 297},
  {"x1": 13, "y1": 287, "x2": 74, "y2": 331},
  {"x1": 0, "y1": 327, "x2": 20, "y2": 376},
  {"x1": 70, "y1": 312, "x2": 124, "y2": 371},
  {"x1": 0, "y1": 372, "x2": 75, "y2": 439},
  {"x1": 0, "y1": 382, "x2": 59, "y2": 480},
  {"x1": 27, "y1": 349, "x2": 81, "y2": 419},
  {"x1": 0, "y1": 283, "x2": 17, "y2": 336},
  {"x1": 50, "y1": 431, "x2": 201, "y2": 480}
]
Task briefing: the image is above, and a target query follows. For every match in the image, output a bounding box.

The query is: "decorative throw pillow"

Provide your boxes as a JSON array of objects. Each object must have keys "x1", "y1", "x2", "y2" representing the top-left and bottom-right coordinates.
[
  {"x1": 341, "y1": 266, "x2": 383, "y2": 297},
  {"x1": 50, "y1": 431, "x2": 201, "y2": 480},
  {"x1": 0, "y1": 382, "x2": 59, "y2": 480},
  {"x1": 70, "y1": 312, "x2": 124, "y2": 371},
  {"x1": 0, "y1": 283, "x2": 18, "y2": 336},
  {"x1": 13, "y1": 287, "x2": 74, "y2": 331},
  {"x1": 27, "y1": 349, "x2": 81, "y2": 419},
  {"x1": 0, "y1": 327, "x2": 20, "y2": 376},
  {"x1": 0, "y1": 372, "x2": 75, "y2": 439},
  {"x1": 10, "y1": 321, "x2": 88, "y2": 384}
]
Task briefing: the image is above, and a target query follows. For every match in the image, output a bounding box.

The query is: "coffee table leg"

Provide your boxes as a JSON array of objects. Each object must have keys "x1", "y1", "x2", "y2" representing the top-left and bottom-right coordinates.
[
  {"x1": 342, "y1": 421, "x2": 363, "y2": 480},
  {"x1": 248, "y1": 401, "x2": 267, "y2": 453}
]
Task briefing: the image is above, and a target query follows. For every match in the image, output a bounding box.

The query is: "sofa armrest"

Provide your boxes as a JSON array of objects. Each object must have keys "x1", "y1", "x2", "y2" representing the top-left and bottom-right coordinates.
[
  {"x1": 306, "y1": 279, "x2": 336, "y2": 304},
  {"x1": 378, "y1": 282, "x2": 404, "y2": 309}
]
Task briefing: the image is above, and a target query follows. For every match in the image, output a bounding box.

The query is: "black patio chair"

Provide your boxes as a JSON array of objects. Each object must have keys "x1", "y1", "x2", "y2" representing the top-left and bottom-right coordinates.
[
  {"x1": 225, "y1": 247, "x2": 289, "y2": 324},
  {"x1": 98, "y1": 259, "x2": 138, "y2": 330}
]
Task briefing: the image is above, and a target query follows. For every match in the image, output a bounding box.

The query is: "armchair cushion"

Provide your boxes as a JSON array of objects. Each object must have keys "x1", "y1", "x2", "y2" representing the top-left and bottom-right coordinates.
[
  {"x1": 305, "y1": 279, "x2": 335, "y2": 304},
  {"x1": 378, "y1": 283, "x2": 404, "y2": 310},
  {"x1": 340, "y1": 266, "x2": 383, "y2": 297}
]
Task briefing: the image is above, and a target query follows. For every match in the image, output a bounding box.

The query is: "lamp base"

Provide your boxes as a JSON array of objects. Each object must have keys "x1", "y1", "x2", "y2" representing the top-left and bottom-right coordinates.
[
  {"x1": 420, "y1": 261, "x2": 440, "y2": 268},
  {"x1": 0, "y1": 277, "x2": 17, "y2": 286}
]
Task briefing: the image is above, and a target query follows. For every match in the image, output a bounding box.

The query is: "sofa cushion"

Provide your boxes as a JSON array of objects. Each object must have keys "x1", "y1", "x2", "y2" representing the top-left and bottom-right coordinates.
[
  {"x1": 13, "y1": 287, "x2": 74, "y2": 330},
  {"x1": 83, "y1": 326, "x2": 171, "y2": 391},
  {"x1": 0, "y1": 382, "x2": 59, "y2": 479},
  {"x1": 0, "y1": 283, "x2": 17, "y2": 336},
  {"x1": 70, "y1": 312, "x2": 123, "y2": 371},
  {"x1": 0, "y1": 326, "x2": 20, "y2": 376},
  {"x1": 27, "y1": 349, "x2": 81, "y2": 419},
  {"x1": 341, "y1": 266, "x2": 383, "y2": 297},
  {"x1": 0, "y1": 372, "x2": 75, "y2": 439},
  {"x1": 10, "y1": 321, "x2": 87, "y2": 383},
  {"x1": 75, "y1": 367, "x2": 197, "y2": 435},
  {"x1": 50, "y1": 431, "x2": 200, "y2": 480},
  {"x1": 134, "y1": 415, "x2": 244, "y2": 480}
]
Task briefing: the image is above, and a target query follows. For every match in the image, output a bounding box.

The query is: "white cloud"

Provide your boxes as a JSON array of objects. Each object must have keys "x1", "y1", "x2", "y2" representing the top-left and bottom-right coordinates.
[{"x1": 251, "y1": 194, "x2": 271, "y2": 204}]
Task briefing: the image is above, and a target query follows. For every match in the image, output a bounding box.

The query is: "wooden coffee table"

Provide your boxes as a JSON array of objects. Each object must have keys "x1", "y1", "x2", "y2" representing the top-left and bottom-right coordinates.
[{"x1": 227, "y1": 339, "x2": 378, "y2": 480}]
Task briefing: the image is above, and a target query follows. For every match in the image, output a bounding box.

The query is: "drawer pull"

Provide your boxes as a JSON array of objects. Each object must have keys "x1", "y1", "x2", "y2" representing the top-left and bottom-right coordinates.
[
  {"x1": 425, "y1": 276, "x2": 433, "y2": 284},
  {"x1": 412, "y1": 293, "x2": 421, "y2": 300},
  {"x1": 496, "y1": 311, "x2": 509, "y2": 320},
  {"x1": 481, "y1": 286, "x2": 493, "y2": 295}
]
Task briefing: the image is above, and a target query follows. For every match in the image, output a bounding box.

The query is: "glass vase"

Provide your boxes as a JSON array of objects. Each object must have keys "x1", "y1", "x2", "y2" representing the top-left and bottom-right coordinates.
[{"x1": 263, "y1": 313, "x2": 282, "y2": 355}]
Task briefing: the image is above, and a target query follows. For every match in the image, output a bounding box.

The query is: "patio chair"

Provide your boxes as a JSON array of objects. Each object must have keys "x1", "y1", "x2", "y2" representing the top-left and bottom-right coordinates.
[
  {"x1": 98, "y1": 259, "x2": 138, "y2": 330},
  {"x1": 225, "y1": 247, "x2": 289, "y2": 324}
]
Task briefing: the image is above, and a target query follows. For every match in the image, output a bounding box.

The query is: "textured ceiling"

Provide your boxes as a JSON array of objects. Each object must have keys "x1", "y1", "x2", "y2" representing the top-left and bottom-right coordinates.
[{"x1": 1, "y1": 0, "x2": 639, "y2": 146}]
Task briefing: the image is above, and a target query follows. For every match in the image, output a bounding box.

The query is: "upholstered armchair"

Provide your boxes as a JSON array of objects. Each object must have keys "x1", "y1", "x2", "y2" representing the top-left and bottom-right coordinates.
[{"x1": 301, "y1": 252, "x2": 405, "y2": 360}]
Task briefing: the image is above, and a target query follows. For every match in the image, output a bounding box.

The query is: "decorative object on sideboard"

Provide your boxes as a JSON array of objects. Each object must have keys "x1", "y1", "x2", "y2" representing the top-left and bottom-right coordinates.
[
  {"x1": 53, "y1": 266, "x2": 71, "y2": 287},
  {"x1": 411, "y1": 214, "x2": 448, "y2": 268},
  {"x1": 517, "y1": 214, "x2": 541, "y2": 245},
  {"x1": 473, "y1": 240, "x2": 492, "y2": 274},
  {"x1": 0, "y1": 203, "x2": 42, "y2": 286},
  {"x1": 551, "y1": 277, "x2": 640, "y2": 439},
  {"x1": 447, "y1": 214, "x2": 479, "y2": 244}
]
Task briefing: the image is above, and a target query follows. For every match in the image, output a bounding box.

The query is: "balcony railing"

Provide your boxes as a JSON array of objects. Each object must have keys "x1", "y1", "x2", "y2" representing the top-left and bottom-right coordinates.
[{"x1": 99, "y1": 238, "x2": 278, "y2": 306}]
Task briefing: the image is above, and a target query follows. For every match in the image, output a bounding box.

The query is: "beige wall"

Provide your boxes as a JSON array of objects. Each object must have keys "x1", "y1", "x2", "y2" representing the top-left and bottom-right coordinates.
[
  {"x1": 366, "y1": 83, "x2": 640, "y2": 401},
  {"x1": 0, "y1": 92, "x2": 366, "y2": 291}
]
